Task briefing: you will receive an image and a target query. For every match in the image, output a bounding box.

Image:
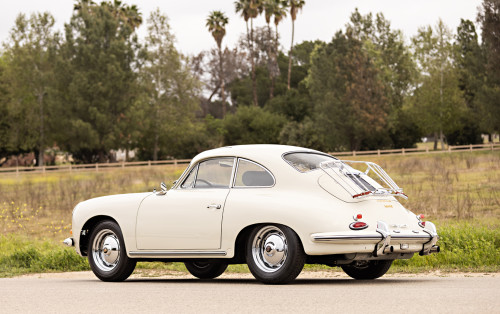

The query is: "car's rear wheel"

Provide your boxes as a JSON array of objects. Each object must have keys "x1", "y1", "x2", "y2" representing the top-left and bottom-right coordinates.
[
  {"x1": 184, "y1": 261, "x2": 228, "y2": 279},
  {"x1": 341, "y1": 260, "x2": 393, "y2": 280},
  {"x1": 246, "y1": 224, "x2": 305, "y2": 284},
  {"x1": 88, "y1": 220, "x2": 136, "y2": 282}
]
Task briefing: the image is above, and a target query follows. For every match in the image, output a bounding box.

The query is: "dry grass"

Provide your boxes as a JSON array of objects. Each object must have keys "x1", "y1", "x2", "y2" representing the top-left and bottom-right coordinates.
[
  {"x1": 0, "y1": 166, "x2": 184, "y2": 240},
  {"x1": 344, "y1": 151, "x2": 500, "y2": 220}
]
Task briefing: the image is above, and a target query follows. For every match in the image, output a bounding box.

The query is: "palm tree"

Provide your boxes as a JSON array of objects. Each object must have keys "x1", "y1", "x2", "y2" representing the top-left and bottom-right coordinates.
[
  {"x1": 287, "y1": 0, "x2": 305, "y2": 90},
  {"x1": 266, "y1": 0, "x2": 287, "y2": 98},
  {"x1": 206, "y1": 11, "x2": 229, "y2": 117},
  {"x1": 235, "y1": 0, "x2": 262, "y2": 106}
]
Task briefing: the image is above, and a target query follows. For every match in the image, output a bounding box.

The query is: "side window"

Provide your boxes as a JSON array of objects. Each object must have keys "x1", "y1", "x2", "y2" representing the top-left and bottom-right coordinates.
[
  {"x1": 234, "y1": 159, "x2": 274, "y2": 187},
  {"x1": 194, "y1": 158, "x2": 234, "y2": 189},
  {"x1": 180, "y1": 165, "x2": 198, "y2": 189}
]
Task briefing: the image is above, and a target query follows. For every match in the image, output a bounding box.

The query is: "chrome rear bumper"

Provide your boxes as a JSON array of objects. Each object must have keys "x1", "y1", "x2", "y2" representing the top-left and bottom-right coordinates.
[{"x1": 311, "y1": 220, "x2": 440, "y2": 256}]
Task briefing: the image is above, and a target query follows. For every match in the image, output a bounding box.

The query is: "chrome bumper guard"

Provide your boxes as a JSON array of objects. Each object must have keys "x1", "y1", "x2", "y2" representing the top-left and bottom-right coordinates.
[
  {"x1": 63, "y1": 237, "x2": 74, "y2": 247},
  {"x1": 311, "y1": 220, "x2": 440, "y2": 257}
]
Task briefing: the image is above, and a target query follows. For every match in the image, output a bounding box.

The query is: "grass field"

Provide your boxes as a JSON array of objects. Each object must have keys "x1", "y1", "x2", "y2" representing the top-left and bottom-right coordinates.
[{"x1": 0, "y1": 150, "x2": 499, "y2": 277}]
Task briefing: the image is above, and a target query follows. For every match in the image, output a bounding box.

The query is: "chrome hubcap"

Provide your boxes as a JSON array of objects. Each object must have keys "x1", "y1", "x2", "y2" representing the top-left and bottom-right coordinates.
[
  {"x1": 252, "y1": 226, "x2": 288, "y2": 273},
  {"x1": 92, "y1": 229, "x2": 120, "y2": 272}
]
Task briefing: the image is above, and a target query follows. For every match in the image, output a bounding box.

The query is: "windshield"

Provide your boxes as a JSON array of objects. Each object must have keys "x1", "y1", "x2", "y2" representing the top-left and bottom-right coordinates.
[{"x1": 283, "y1": 152, "x2": 337, "y2": 172}]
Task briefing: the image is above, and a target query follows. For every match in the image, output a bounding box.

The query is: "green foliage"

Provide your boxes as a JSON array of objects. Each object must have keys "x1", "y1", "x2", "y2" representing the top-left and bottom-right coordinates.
[
  {"x1": 411, "y1": 20, "x2": 467, "y2": 148},
  {"x1": 223, "y1": 106, "x2": 287, "y2": 144},
  {"x1": 134, "y1": 9, "x2": 200, "y2": 160},
  {"x1": 477, "y1": 0, "x2": 500, "y2": 135},
  {"x1": 53, "y1": 0, "x2": 141, "y2": 163},
  {"x1": 394, "y1": 222, "x2": 500, "y2": 271},
  {"x1": 0, "y1": 235, "x2": 89, "y2": 277},
  {"x1": 2, "y1": 12, "x2": 59, "y2": 165}
]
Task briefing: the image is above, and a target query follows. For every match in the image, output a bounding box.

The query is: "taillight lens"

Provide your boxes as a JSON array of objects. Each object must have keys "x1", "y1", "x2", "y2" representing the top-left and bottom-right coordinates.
[
  {"x1": 418, "y1": 221, "x2": 426, "y2": 228},
  {"x1": 349, "y1": 221, "x2": 368, "y2": 230}
]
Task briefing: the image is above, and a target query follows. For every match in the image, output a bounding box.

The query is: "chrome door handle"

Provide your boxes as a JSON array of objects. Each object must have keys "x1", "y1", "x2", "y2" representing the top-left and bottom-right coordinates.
[{"x1": 207, "y1": 204, "x2": 221, "y2": 209}]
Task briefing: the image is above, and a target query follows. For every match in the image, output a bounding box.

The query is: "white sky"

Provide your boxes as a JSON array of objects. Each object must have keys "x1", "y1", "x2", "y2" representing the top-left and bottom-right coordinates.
[{"x1": 0, "y1": 0, "x2": 483, "y2": 55}]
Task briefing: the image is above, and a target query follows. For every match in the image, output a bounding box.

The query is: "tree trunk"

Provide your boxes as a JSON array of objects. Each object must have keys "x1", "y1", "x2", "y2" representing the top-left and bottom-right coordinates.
[
  {"x1": 439, "y1": 129, "x2": 445, "y2": 150},
  {"x1": 37, "y1": 92, "x2": 45, "y2": 167},
  {"x1": 267, "y1": 23, "x2": 274, "y2": 100},
  {"x1": 287, "y1": 19, "x2": 295, "y2": 90},
  {"x1": 250, "y1": 18, "x2": 258, "y2": 106},
  {"x1": 218, "y1": 45, "x2": 226, "y2": 117},
  {"x1": 153, "y1": 133, "x2": 159, "y2": 161},
  {"x1": 433, "y1": 132, "x2": 438, "y2": 150}
]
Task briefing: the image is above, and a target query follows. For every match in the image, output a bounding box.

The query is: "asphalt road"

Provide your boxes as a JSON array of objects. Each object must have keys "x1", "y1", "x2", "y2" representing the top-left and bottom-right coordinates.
[{"x1": 1, "y1": 271, "x2": 498, "y2": 313}]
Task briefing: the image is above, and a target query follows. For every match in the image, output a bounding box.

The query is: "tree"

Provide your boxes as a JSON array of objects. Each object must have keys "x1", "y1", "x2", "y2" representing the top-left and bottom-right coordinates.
[
  {"x1": 411, "y1": 20, "x2": 466, "y2": 149},
  {"x1": 308, "y1": 32, "x2": 388, "y2": 151},
  {"x1": 287, "y1": 0, "x2": 305, "y2": 90},
  {"x1": 477, "y1": 0, "x2": 500, "y2": 139},
  {"x1": 223, "y1": 106, "x2": 286, "y2": 144},
  {"x1": 2, "y1": 12, "x2": 59, "y2": 166},
  {"x1": 55, "y1": 0, "x2": 141, "y2": 162},
  {"x1": 452, "y1": 19, "x2": 485, "y2": 144},
  {"x1": 263, "y1": 0, "x2": 287, "y2": 99},
  {"x1": 345, "y1": 9, "x2": 418, "y2": 148},
  {"x1": 136, "y1": 9, "x2": 200, "y2": 160},
  {"x1": 235, "y1": 0, "x2": 262, "y2": 106},
  {"x1": 271, "y1": 0, "x2": 288, "y2": 97},
  {"x1": 206, "y1": 11, "x2": 229, "y2": 116}
]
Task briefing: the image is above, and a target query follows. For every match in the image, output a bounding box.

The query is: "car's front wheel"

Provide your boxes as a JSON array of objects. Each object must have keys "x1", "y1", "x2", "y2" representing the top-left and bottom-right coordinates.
[
  {"x1": 341, "y1": 260, "x2": 393, "y2": 280},
  {"x1": 88, "y1": 220, "x2": 136, "y2": 282},
  {"x1": 184, "y1": 261, "x2": 228, "y2": 279},
  {"x1": 246, "y1": 224, "x2": 305, "y2": 284}
]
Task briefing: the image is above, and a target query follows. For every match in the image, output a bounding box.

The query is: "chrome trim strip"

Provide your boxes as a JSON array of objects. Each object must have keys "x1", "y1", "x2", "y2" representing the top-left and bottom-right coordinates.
[
  {"x1": 311, "y1": 233, "x2": 431, "y2": 243},
  {"x1": 312, "y1": 235, "x2": 382, "y2": 242},
  {"x1": 129, "y1": 251, "x2": 227, "y2": 257}
]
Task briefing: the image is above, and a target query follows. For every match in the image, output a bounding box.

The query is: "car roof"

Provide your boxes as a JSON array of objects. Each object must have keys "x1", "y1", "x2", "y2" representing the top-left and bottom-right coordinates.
[{"x1": 191, "y1": 144, "x2": 322, "y2": 164}]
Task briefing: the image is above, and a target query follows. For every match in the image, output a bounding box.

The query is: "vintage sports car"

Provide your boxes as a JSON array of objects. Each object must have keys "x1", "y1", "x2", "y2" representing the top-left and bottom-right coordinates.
[{"x1": 63, "y1": 145, "x2": 439, "y2": 284}]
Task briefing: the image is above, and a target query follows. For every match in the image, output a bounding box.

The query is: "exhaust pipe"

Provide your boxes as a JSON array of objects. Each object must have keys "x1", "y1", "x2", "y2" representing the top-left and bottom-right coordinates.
[
  {"x1": 383, "y1": 245, "x2": 394, "y2": 254},
  {"x1": 430, "y1": 245, "x2": 440, "y2": 253}
]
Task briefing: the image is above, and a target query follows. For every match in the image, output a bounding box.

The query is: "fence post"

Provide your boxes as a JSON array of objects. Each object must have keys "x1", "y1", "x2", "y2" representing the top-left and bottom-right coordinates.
[
  {"x1": 426, "y1": 147, "x2": 429, "y2": 153},
  {"x1": 148, "y1": 160, "x2": 151, "y2": 167},
  {"x1": 174, "y1": 159, "x2": 178, "y2": 170},
  {"x1": 470, "y1": 144, "x2": 473, "y2": 152},
  {"x1": 448, "y1": 145, "x2": 451, "y2": 152},
  {"x1": 96, "y1": 163, "x2": 98, "y2": 172},
  {"x1": 377, "y1": 149, "x2": 380, "y2": 156},
  {"x1": 69, "y1": 164, "x2": 72, "y2": 172},
  {"x1": 353, "y1": 151, "x2": 356, "y2": 156},
  {"x1": 402, "y1": 148, "x2": 405, "y2": 155},
  {"x1": 42, "y1": 166, "x2": 46, "y2": 174},
  {"x1": 492, "y1": 143, "x2": 494, "y2": 151}
]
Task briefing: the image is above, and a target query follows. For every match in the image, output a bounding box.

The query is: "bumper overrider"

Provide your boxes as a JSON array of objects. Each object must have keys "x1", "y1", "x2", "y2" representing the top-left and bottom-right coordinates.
[{"x1": 311, "y1": 221, "x2": 440, "y2": 257}]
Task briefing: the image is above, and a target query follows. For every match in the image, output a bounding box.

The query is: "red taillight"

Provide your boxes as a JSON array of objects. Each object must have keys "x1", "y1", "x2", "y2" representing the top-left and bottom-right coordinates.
[
  {"x1": 356, "y1": 214, "x2": 363, "y2": 220},
  {"x1": 418, "y1": 221, "x2": 426, "y2": 228},
  {"x1": 353, "y1": 191, "x2": 372, "y2": 198},
  {"x1": 419, "y1": 214, "x2": 425, "y2": 219},
  {"x1": 349, "y1": 221, "x2": 368, "y2": 230}
]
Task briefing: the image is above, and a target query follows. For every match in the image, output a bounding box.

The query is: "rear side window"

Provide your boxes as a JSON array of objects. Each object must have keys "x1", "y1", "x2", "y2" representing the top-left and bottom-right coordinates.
[
  {"x1": 234, "y1": 159, "x2": 274, "y2": 187},
  {"x1": 283, "y1": 152, "x2": 336, "y2": 173}
]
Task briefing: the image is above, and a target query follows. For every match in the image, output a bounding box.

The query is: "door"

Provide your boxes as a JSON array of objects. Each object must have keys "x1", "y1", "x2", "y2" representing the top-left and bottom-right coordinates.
[{"x1": 136, "y1": 158, "x2": 234, "y2": 250}]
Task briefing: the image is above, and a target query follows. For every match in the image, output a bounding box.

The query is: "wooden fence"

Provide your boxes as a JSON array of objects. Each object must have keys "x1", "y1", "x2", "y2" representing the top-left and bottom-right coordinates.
[{"x1": 1, "y1": 143, "x2": 499, "y2": 176}]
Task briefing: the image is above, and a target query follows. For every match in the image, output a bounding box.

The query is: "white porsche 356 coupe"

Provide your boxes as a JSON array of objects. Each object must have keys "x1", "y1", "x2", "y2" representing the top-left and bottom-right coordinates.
[{"x1": 64, "y1": 145, "x2": 439, "y2": 284}]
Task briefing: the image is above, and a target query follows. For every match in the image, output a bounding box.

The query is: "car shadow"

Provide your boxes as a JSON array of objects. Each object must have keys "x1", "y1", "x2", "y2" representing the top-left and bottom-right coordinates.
[{"x1": 121, "y1": 277, "x2": 434, "y2": 285}]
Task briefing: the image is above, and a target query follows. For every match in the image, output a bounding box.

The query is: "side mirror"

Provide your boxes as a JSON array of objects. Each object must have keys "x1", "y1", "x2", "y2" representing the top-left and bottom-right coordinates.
[{"x1": 155, "y1": 182, "x2": 168, "y2": 196}]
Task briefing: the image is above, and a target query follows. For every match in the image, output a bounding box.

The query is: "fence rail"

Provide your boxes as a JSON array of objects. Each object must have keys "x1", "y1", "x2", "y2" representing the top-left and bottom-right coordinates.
[{"x1": 1, "y1": 143, "x2": 499, "y2": 176}]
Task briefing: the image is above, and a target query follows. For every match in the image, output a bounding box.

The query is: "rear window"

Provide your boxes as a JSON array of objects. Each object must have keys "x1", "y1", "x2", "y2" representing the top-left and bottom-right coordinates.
[{"x1": 283, "y1": 152, "x2": 337, "y2": 173}]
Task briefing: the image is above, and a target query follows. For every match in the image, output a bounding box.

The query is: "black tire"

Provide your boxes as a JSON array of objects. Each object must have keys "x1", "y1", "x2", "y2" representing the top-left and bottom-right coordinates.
[
  {"x1": 246, "y1": 224, "x2": 305, "y2": 284},
  {"x1": 184, "y1": 261, "x2": 228, "y2": 279},
  {"x1": 87, "y1": 220, "x2": 136, "y2": 282},
  {"x1": 341, "y1": 260, "x2": 393, "y2": 280}
]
